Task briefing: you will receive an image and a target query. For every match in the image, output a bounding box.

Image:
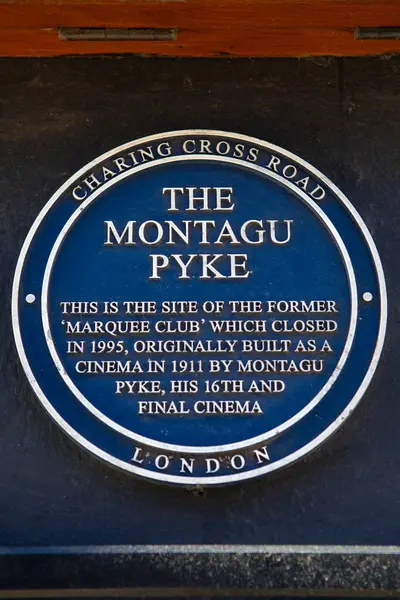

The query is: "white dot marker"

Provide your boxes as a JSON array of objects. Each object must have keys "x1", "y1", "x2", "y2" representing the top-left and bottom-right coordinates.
[
  {"x1": 25, "y1": 294, "x2": 36, "y2": 304},
  {"x1": 363, "y1": 292, "x2": 373, "y2": 302}
]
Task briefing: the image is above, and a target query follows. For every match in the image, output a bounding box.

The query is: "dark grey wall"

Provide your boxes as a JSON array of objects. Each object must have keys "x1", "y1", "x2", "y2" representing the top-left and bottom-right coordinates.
[{"x1": 0, "y1": 57, "x2": 398, "y2": 547}]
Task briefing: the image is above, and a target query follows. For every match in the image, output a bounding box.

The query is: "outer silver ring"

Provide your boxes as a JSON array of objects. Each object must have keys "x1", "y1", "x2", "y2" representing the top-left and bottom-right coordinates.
[
  {"x1": 40, "y1": 154, "x2": 357, "y2": 454},
  {"x1": 11, "y1": 130, "x2": 387, "y2": 485}
]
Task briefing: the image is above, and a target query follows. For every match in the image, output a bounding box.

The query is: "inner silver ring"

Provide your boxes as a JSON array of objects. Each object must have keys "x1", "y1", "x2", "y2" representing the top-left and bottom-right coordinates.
[{"x1": 41, "y1": 154, "x2": 358, "y2": 454}]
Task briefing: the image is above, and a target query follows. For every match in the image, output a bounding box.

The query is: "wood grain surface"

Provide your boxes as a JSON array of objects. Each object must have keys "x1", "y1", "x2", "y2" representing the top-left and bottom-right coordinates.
[{"x1": 1, "y1": 0, "x2": 400, "y2": 57}]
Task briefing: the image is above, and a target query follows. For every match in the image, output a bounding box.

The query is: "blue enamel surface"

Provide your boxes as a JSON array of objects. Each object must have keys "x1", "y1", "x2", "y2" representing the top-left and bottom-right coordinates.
[{"x1": 16, "y1": 134, "x2": 383, "y2": 481}]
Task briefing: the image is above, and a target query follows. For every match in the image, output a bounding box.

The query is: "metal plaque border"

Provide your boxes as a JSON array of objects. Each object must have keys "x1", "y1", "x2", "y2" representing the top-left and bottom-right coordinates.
[{"x1": 11, "y1": 130, "x2": 387, "y2": 485}]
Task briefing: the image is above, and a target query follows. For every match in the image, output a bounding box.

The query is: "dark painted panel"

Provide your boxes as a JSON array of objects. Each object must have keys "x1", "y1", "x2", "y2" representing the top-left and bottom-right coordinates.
[{"x1": 0, "y1": 57, "x2": 398, "y2": 546}]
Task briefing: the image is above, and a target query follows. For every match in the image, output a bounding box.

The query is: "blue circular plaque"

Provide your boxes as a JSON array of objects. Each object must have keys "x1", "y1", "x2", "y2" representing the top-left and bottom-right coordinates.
[{"x1": 12, "y1": 131, "x2": 387, "y2": 486}]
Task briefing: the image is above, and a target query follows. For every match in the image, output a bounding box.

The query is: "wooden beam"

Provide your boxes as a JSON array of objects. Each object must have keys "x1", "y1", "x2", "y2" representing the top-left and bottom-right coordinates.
[{"x1": 1, "y1": 0, "x2": 400, "y2": 57}]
